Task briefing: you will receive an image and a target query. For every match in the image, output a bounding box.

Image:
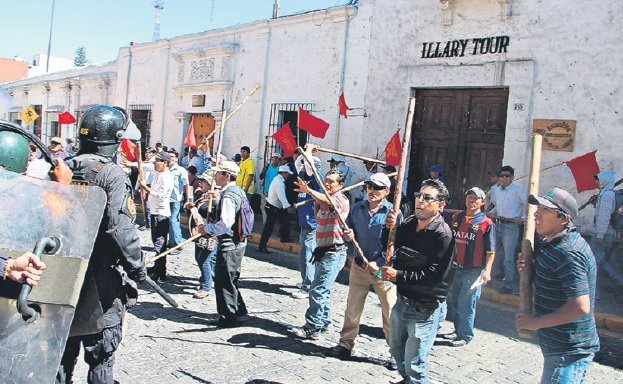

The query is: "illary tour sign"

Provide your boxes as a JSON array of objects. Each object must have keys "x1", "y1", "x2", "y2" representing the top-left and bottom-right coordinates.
[{"x1": 421, "y1": 35, "x2": 510, "y2": 58}]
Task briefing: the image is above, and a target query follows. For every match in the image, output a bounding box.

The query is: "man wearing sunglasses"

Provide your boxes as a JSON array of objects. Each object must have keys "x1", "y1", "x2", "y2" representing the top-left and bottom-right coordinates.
[
  {"x1": 517, "y1": 188, "x2": 599, "y2": 383},
  {"x1": 380, "y1": 179, "x2": 456, "y2": 384},
  {"x1": 326, "y1": 173, "x2": 402, "y2": 368},
  {"x1": 487, "y1": 165, "x2": 527, "y2": 295}
]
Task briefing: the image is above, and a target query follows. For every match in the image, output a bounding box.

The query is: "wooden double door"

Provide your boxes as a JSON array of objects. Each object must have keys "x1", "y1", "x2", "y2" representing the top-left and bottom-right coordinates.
[{"x1": 407, "y1": 88, "x2": 509, "y2": 208}]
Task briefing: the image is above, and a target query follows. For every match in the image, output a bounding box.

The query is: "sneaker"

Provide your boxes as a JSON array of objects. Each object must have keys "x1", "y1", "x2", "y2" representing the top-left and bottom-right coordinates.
[
  {"x1": 326, "y1": 345, "x2": 352, "y2": 360},
  {"x1": 291, "y1": 290, "x2": 308, "y2": 299},
  {"x1": 193, "y1": 290, "x2": 211, "y2": 299},
  {"x1": 384, "y1": 357, "x2": 398, "y2": 371},
  {"x1": 437, "y1": 332, "x2": 457, "y2": 340},
  {"x1": 290, "y1": 326, "x2": 320, "y2": 340},
  {"x1": 450, "y1": 338, "x2": 469, "y2": 347}
]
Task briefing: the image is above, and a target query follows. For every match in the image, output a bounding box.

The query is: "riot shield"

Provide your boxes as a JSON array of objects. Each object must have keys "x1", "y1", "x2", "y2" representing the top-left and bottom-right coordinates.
[{"x1": 0, "y1": 170, "x2": 106, "y2": 383}]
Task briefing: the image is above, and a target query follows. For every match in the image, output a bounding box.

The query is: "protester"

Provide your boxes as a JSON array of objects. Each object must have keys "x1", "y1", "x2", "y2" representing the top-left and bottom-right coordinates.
[
  {"x1": 259, "y1": 153, "x2": 282, "y2": 224},
  {"x1": 49, "y1": 136, "x2": 68, "y2": 159},
  {"x1": 517, "y1": 187, "x2": 599, "y2": 384},
  {"x1": 196, "y1": 160, "x2": 250, "y2": 328},
  {"x1": 443, "y1": 187, "x2": 495, "y2": 347},
  {"x1": 289, "y1": 165, "x2": 350, "y2": 340},
  {"x1": 167, "y1": 149, "x2": 190, "y2": 255},
  {"x1": 485, "y1": 170, "x2": 500, "y2": 212},
  {"x1": 380, "y1": 179, "x2": 456, "y2": 383},
  {"x1": 426, "y1": 164, "x2": 444, "y2": 181},
  {"x1": 189, "y1": 148, "x2": 206, "y2": 174},
  {"x1": 487, "y1": 165, "x2": 526, "y2": 295},
  {"x1": 258, "y1": 165, "x2": 294, "y2": 253},
  {"x1": 326, "y1": 172, "x2": 401, "y2": 369},
  {"x1": 328, "y1": 154, "x2": 352, "y2": 187},
  {"x1": 65, "y1": 138, "x2": 75, "y2": 157},
  {"x1": 236, "y1": 145, "x2": 255, "y2": 196}
]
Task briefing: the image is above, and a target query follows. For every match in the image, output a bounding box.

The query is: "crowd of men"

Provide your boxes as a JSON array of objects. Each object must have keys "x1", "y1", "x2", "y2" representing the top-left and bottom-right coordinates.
[{"x1": 0, "y1": 103, "x2": 617, "y2": 383}]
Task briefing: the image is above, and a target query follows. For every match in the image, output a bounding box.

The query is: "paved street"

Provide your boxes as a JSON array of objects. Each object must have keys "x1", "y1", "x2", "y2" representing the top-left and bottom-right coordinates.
[{"x1": 74, "y1": 231, "x2": 623, "y2": 384}]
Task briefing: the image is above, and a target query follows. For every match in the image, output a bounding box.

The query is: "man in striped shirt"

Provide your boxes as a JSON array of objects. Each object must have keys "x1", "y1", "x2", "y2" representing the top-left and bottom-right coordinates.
[
  {"x1": 517, "y1": 187, "x2": 599, "y2": 384},
  {"x1": 290, "y1": 167, "x2": 350, "y2": 340}
]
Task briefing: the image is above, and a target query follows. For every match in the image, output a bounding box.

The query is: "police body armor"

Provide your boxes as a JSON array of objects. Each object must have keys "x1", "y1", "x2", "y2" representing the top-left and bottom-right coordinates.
[{"x1": 0, "y1": 169, "x2": 106, "y2": 383}]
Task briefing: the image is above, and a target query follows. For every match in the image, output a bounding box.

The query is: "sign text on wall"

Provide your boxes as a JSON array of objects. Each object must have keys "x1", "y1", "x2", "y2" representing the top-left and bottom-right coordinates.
[
  {"x1": 421, "y1": 35, "x2": 509, "y2": 59},
  {"x1": 532, "y1": 119, "x2": 576, "y2": 152}
]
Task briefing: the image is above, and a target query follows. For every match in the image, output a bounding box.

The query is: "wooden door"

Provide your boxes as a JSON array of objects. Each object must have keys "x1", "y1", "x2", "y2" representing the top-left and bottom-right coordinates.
[
  {"x1": 408, "y1": 88, "x2": 508, "y2": 208},
  {"x1": 192, "y1": 114, "x2": 215, "y2": 153}
]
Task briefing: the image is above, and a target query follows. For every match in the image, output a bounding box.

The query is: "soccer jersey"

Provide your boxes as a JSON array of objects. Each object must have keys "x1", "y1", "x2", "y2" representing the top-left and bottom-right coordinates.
[{"x1": 451, "y1": 211, "x2": 495, "y2": 269}]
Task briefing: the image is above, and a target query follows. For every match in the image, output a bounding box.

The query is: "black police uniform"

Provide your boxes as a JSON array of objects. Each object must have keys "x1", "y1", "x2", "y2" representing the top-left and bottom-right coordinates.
[{"x1": 57, "y1": 153, "x2": 145, "y2": 384}]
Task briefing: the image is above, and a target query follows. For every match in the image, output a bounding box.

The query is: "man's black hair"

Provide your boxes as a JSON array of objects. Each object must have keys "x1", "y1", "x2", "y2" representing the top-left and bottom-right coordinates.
[
  {"x1": 500, "y1": 165, "x2": 515, "y2": 175},
  {"x1": 167, "y1": 148, "x2": 178, "y2": 156},
  {"x1": 240, "y1": 146, "x2": 251, "y2": 153},
  {"x1": 326, "y1": 168, "x2": 346, "y2": 184},
  {"x1": 421, "y1": 178, "x2": 450, "y2": 203},
  {"x1": 187, "y1": 165, "x2": 197, "y2": 174}
]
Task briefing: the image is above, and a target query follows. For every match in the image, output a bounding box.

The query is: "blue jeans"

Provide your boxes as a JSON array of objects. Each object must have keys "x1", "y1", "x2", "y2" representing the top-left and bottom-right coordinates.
[
  {"x1": 390, "y1": 297, "x2": 442, "y2": 384},
  {"x1": 304, "y1": 247, "x2": 347, "y2": 330},
  {"x1": 590, "y1": 233, "x2": 623, "y2": 287},
  {"x1": 298, "y1": 228, "x2": 316, "y2": 292},
  {"x1": 449, "y1": 268, "x2": 482, "y2": 342},
  {"x1": 540, "y1": 353, "x2": 594, "y2": 384},
  {"x1": 496, "y1": 222, "x2": 520, "y2": 290},
  {"x1": 168, "y1": 200, "x2": 183, "y2": 246},
  {"x1": 437, "y1": 300, "x2": 447, "y2": 332},
  {"x1": 194, "y1": 245, "x2": 217, "y2": 291}
]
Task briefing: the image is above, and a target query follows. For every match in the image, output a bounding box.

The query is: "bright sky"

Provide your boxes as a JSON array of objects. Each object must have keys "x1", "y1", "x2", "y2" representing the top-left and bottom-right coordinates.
[{"x1": 0, "y1": 0, "x2": 347, "y2": 64}]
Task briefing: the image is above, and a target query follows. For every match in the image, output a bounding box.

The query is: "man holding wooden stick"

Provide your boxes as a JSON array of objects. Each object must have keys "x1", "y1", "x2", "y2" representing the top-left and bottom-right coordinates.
[{"x1": 289, "y1": 162, "x2": 350, "y2": 340}]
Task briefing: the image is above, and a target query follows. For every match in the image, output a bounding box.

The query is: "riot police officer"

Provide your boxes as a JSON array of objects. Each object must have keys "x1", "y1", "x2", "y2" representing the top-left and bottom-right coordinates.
[{"x1": 58, "y1": 105, "x2": 146, "y2": 383}]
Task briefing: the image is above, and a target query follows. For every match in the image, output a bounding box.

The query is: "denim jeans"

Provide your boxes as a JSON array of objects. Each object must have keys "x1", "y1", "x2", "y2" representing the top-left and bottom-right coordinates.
[
  {"x1": 390, "y1": 297, "x2": 442, "y2": 384},
  {"x1": 194, "y1": 245, "x2": 217, "y2": 291},
  {"x1": 448, "y1": 268, "x2": 482, "y2": 342},
  {"x1": 496, "y1": 222, "x2": 520, "y2": 290},
  {"x1": 436, "y1": 300, "x2": 447, "y2": 332},
  {"x1": 298, "y1": 228, "x2": 316, "y2": 292},
  {"x1": 540, "y1": 353, "x2": 594, "y2": 384},
  {"x1": 168, "y1": 200, "x2": 183, "y2": 247},
  {"x1": 590, "y1": 233, "x2": 623, "y2": 287},
  {"x1": 304, "y1": 248, "x2": 347, "y2": 330}
]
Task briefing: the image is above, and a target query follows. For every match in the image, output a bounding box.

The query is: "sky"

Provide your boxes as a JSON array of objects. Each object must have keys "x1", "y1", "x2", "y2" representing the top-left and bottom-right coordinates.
[{"x1": 0, "y1": 0, "x2": 347, "y2": 64}]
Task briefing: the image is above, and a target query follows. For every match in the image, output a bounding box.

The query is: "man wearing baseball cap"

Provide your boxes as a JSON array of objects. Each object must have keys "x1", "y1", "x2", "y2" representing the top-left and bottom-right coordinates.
[
  {"x1": 258, "y1": 164, "x2": 295, "y2": 253},
  {"x1": 328, "y1": 154, "x2": 352, "y2": 187},
  {"x1": 516, "y1": 187, "x2": 599, "y2": 383},
  {"x1": 49, "y1": 136, "x2": 68, "y2": 159},
  {"x1": 195, "y1": 160, "x2": 250, "y2": 327}
]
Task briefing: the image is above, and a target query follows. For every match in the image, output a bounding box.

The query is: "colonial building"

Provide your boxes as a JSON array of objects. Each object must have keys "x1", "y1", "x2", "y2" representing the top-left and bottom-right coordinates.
[{"x1": 3, "y1": 0, "x2": 620, "y2": 231}]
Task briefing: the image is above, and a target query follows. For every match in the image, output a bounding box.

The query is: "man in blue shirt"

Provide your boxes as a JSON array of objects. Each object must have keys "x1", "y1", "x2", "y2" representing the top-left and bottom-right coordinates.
[
  {"x1": 517, "y1": 187, "x2": 599, "y2": 384},
  {"x1": 259, "y1": 153, "x2": 281, "y2": 224},
  {"x1": 326, "y1": 173, "x2": 401, "y2": 365}
]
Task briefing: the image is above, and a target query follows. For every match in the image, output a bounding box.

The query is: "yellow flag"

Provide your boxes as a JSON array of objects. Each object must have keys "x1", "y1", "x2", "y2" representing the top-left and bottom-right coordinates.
[{"x1": 20, "y1": 105, "x2": 39, "y2": 125}]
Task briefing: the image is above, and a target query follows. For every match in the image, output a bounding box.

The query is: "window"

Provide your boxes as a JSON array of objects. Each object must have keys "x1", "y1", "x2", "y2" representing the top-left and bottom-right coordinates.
[{"x1": 265, "y1": 102, "x2": 312, "y2": 165}]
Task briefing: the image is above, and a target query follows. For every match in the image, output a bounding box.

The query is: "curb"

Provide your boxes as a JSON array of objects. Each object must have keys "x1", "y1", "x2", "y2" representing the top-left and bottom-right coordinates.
[{"x1": 246, "y1": 234, "x2": 623, "y2": 337}]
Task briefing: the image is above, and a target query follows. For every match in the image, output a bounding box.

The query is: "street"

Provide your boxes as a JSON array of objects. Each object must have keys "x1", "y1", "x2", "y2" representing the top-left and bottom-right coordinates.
[{"x1": 74, "y1": 232, "x2": 623, "y2": 384}]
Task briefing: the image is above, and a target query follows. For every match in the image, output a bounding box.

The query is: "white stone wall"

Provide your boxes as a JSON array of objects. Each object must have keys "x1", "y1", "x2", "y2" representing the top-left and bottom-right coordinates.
[{"x1": 362, "y1": 0, "x2": 623, "y2": 230}]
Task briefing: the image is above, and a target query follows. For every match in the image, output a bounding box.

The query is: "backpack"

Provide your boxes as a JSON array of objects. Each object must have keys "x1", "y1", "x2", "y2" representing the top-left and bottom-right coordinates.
[
  {"x1": 610, "y1": 189, "x2": 623, "y2": 232},
  {"x1": 222, "y1": 186, "x2": 255, "y2": 242}
]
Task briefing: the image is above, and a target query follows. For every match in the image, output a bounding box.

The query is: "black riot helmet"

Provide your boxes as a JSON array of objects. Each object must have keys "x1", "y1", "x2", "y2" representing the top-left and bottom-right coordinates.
[
  {"x1": 0, "y1": 128, "x2": 30, "y2": 173},
  {"x1": 78, "y1": 105, "x2": 129, "y2": 157}
]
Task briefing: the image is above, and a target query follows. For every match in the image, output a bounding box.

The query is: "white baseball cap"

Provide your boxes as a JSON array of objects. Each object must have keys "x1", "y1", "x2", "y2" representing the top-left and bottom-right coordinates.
[
  {"x1": 278, "y1": 165, "x2": 293, "y2": 174},
  {"x1": 365, "y1": 173, "x2": 391, "y2": 188},
  {"x1": 213, "y1": 160, "x2": 240, "y2": 176}
]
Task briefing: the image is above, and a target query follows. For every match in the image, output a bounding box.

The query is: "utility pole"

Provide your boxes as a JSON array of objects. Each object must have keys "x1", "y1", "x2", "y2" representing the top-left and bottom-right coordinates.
[
  {"x1": 45, "y1": 0, "x2": 56, "y2": 73},
  {"x1": 152, "y1": 0, "x2": 165, "y2": 41},
  {"x1": 272, "y1": 0, "x2": 280, "y2": 18}
]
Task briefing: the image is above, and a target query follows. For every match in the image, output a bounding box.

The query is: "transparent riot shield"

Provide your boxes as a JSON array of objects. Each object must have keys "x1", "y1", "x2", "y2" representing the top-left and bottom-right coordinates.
[{"x1": 0, "y1": 170, "x2": 106, "y2": 383}]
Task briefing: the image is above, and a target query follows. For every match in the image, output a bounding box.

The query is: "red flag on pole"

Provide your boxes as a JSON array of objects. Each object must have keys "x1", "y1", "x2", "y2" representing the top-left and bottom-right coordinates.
[
  {"x1": 338, "y1": 91, "x2": 351, "y2": 119},
  {"x1": 564, "y1": 150, "x2": 600, "y2": 192},
  {"x1": 58, "y1": 111, "x2": 76, "y2": 124},
  {"x1": 183, "y1": 116, "x2": 197, "y2": 149},
  {"x1": 120, "y1": 138, "x2": 137, "y2": 161},
  {"x1": 272, "y1": 122, "x2": 297, "y2": 158},
  {"x1": 298, "y1": 108, "x2": 330, "y2": 139},
  {"x1": 384, "y1": 131, "x2": 402, "y2": 167}
]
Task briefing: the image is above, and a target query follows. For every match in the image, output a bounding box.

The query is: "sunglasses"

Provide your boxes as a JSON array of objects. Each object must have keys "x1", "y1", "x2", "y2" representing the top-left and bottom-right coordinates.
[
  {"x1": 364, "y1": 183, "x2": 386, "y2": 191},
  {"x1": 414, "y1": 192, "x2": 440, "y2": 203},
  {"x1": 499, "y1": 174, "x2": 512, "y2": 178}
]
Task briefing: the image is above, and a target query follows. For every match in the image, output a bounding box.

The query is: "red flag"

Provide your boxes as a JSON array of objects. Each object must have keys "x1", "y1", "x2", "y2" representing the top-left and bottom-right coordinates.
[
  {"x1": 298, "y1": 108, "x2": 330, "y2": 139},
  {"x1": 564, "y1": 150, "x2": 600, "y2": 192},
  {"x1": 120, "y1": 138, "x2": 137, "y2": 162},
  {"x1": 183, "y1": 117, "x2": 197, "y2": 149},
  {"x1": 385, "y1": 131, "x2": 402, "y2": 167},
  {"x1": 272, "y1": 122, "x2": 297, "y2": 158},
  {"x1": 58, "y1": 111, "x2": 76, "y2": 124},
  {"x1": 338, "y1": 91, "x2": 351, "y2": 119}
]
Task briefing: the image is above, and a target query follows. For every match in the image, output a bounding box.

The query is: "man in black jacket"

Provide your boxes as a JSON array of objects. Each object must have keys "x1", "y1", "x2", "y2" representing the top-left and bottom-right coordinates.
[{"x1": 381, "y1": 179, "x2": 456, "y2": 384}]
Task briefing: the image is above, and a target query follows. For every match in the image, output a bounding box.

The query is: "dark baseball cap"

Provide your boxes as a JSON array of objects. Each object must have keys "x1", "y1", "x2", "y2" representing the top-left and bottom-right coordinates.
[{"x1": 155, "y1": 152, "x2": 171, "y2": 162}]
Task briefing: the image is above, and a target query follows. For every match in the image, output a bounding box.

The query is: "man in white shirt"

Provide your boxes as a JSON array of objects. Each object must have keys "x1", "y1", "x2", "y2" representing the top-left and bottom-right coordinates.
[
  {"x1": 258, "y1": 165, "x2": 295, "y2": 253},
  {"x1": 139, "y1": 151, "x2": 174, "y2": 282},
  {"x1": 167, "y1": 149, "x2": 190, "y2": 255}
]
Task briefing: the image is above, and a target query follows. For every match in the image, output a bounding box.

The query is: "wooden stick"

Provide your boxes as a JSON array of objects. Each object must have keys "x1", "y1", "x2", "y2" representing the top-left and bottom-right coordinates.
[
  {"x1": 207, "y1": 101, "x2": 227, "y2": 214},
  {"x1": 296, "y1": 147, "x2": 370, "y2": 266},
  {"x1": 205, "y1": 83, "x2": 261, "y2": 141},
  {"x1": 312, "y1": 146, "x2": 386, "y2": 165},
  {"x1": 578, "y1": 178, "x2": 623, "y2": 211},
  {"x1": 518, "y1": 133, "x2": 543, "y2": 339},
  {"x1": 513, "y1": 162, "x2": 563, "y2": 182},
  {"x1": 146, "y1": 233, "x2": 203, "y2": 265},
  {"x1": 385, "y1": 97, "x2": 416, "y2": 265},
  {"x1": 136, "y1": 144, "x2": 148, "y2": 227},
  {"x1": 294, "y1": 172, "x2": 398, "y2": 208}
]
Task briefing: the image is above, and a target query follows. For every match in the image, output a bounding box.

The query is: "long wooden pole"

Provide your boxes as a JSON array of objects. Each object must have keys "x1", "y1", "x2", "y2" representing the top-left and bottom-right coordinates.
[
  {"x1": 205, "y1": 84, "x2": 261, "y2": 141},
  {"x1": 313, "y1": 146, "x2": 386, "y2": 165},
  {"x1": 518, "y1": 133, "x2": 543, "y2": 339},
  {"x1": 146, "y1": 233, "x2": 203, "y2": 265},
  {"x1": 385, "y1": 97, "x2": 416, "y2": 265},
  {"x1": 207, "y1": 101, "x2": 227, "y2": 214},
  {"x1": 294, "y1": 171, "x2": 398, "y2": 208},
  {"x1": 578, "y1": 178, "x2": 623, "y2": 211},
  {"x1": 297, "y1": 147, "x2": 370, "y2": 266},
  {"x1": 136, "y1": 144, "x2": 148, "y2": 226}
]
